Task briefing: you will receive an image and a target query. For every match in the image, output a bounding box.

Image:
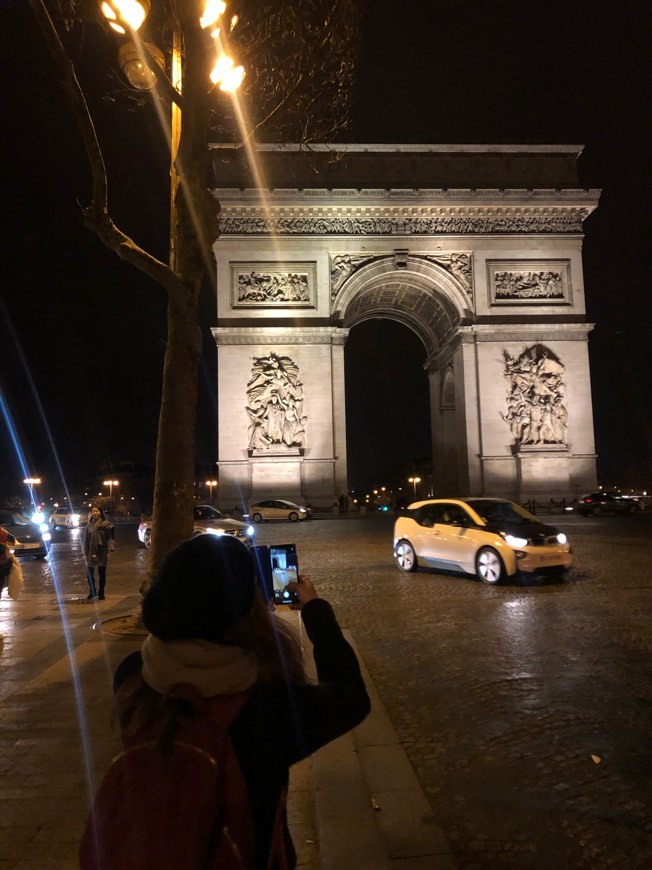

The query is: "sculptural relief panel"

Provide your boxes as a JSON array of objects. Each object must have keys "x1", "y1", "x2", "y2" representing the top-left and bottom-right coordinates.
[
  {"x1": 246, "y1": 353, "x2": 307, "y2": 454},
  {"x1": 502, "y1": 344, "x2": 568, "y2": 447},
  {"x1": 220, "y1": 215, "x2": 584, "y2": 235},
  {"x1": 487, "y1": 260, "x2": 571, "y2": 305},
  {"x1": 231, "y1": 263, "x2": 316, "y2": 308}
]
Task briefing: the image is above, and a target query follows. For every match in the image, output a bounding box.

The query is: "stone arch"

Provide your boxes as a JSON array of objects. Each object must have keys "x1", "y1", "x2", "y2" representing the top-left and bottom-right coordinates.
[{"x1": 332, "y1": 256, "x2": 468, "y2": 359}]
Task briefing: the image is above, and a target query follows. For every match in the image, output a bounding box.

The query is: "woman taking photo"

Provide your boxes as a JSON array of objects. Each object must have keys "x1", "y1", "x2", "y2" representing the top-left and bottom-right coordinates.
[
  {"x1": 82, "y1": 505, "x2": 114, "y2": 601},
  {"x1": 81, "y1": 534, "x2": 370, "y2": 869}
]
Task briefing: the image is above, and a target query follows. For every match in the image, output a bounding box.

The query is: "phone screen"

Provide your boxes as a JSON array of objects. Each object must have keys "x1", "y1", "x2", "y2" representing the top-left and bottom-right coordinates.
[
  {"x1": 250, "y1": 545, "x2": 273, "y2": 604},
  {"x1": 269, "y1": 544, "x2": 299, "y2": 604}
]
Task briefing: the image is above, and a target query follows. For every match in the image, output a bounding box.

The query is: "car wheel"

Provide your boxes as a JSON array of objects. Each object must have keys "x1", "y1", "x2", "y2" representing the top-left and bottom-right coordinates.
[
  {"x1": 289, "y1": 512, "x2": 299, "y2": 522},
  {"x1": 475, "y1": 547, "x2": 504, "y2": 584},
  {"x1": 252, "y1": 513, "x2": 263, "y2": 523},
  {"x1": 395, "y1": 540, "x2": 418, "y2": 572},
  {"x1": 143, "y1": 529, "x2": 152, "y2": 549},
  {"x1": 593, "y1": 506, "x2": 602, "y2": 517}
]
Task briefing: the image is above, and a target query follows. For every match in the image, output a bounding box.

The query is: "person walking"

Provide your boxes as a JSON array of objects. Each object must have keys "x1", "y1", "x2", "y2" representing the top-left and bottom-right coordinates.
[
  {"x1": 82, "y1": 505, "x2": 114, "y2": 601},
  {"x1": 82, "y1": 534, "x2": 370, "y2": 869}
]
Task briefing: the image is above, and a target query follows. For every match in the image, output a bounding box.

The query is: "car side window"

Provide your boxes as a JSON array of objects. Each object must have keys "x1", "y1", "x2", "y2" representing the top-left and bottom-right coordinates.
[
  {"x1": 442, "y1": 505, "x2": 469, "y2": 526},
  {"x1": 417, "y1": 505, "x2": 444, "y2": 527}
]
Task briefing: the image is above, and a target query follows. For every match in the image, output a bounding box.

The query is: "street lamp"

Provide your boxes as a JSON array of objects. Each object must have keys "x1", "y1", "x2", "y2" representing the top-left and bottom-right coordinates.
[
  {"x1": 103, "y1": 479, "x2": 119, "y2": 501},
  {"x1": 408, "y1": 476, "x2": 421, "y2": 500},
  {"x1": 100, "y1": 1, "x2": 246, "y2": 265},
  {"x1": 206, "y1": 480, "x2": 218, "y2": 503},
  {"x1": 23, "y1": 478, "x2": 43, "y2": 519}
]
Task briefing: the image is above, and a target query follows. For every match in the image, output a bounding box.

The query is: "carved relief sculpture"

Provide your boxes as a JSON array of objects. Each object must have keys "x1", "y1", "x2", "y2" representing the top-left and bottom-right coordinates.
[
  {"x1": 330, "y1": 254, "x2": 378, "y2": 297},
  {"x1": 502, "y1": 345, "x2": 568, "y2": 447},
  {"x1": 231, "y1": 263, "x2": 316, "y2": 307},
  {"x1": 246, "y1": 353, "x2": 307, "y2": 452},
  {"x1": 495, "y1": 271, "x2": 563, "y2": 299},
  {"x1": 488, "y1": 260, "x2": 571, "y2": 305},
  {"x1": 221, "y1": 215, "x2": 586, "y2": 236}
]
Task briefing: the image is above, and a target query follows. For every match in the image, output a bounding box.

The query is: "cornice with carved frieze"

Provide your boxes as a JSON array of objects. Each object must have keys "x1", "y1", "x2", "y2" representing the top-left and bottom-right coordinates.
[{"x1": 217, "y1": 212, "x2": 588, "y2": 236}]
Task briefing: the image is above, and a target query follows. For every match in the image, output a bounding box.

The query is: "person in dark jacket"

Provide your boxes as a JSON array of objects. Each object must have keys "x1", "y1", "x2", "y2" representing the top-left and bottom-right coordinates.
[
  {"x1": 109, "y1": 534, "x2": 370, "y2": 869},
  {"x1": 82, "y1": 505, "x2": 115, "y2": 600}
]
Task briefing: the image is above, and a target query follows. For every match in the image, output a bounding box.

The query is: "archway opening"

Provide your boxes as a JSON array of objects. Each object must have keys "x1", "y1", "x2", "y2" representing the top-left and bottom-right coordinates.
[{"x1": 344, "y1": 319, "x2": 431, "y2": 492}]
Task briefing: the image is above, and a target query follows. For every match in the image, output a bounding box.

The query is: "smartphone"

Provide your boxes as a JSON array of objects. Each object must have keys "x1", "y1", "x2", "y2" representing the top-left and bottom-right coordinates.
[
  {"x1": 251, "y1": 544, "x2": 300, "y2": 605},
  {"x1": 269, "y1": 543, "x2": 300, "y2": 605},
  {"x1": 251, "y1": 545, "x2": 274, "y2": 604}
]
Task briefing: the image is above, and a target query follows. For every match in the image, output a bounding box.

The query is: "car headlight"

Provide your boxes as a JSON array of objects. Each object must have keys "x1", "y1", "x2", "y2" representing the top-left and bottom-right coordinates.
[
  {"x1": 206, "y1": 527, "x2": 225, "y2": 536},
  {"x1": 557, "y1": 533, "x2": 567, "y2": 545},
  {"x1": 39, "y1": 522, "x2": 49, "y2": 533},
  {"x1": 299, "y1": 508, "x2": 306, "y2": 513},
  {"x1": 71, "y1": 514, "x2": 80, "y2": 524},
  {"x1": 504, "y1": 533, "x2": 528, "y2": 548},
  {"x1": 32, "y1": 511, "x2": 45, "y2": 524},
  {"x1": 246, "y1": 525, "x2": 255, "y2": 536},
  {"x1": 42, "y1": 532, "x2": 52, "y2": 542}
]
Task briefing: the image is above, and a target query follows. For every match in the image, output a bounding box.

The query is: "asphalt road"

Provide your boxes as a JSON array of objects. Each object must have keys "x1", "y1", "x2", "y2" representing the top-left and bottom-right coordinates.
[{"x1": 18, "y1": 511, "x2": 652, "y2": 868}]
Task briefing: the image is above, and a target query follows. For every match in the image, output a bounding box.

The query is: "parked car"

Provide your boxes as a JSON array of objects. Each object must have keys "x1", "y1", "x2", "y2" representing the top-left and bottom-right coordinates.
[
  {"x1": 0, "y1": 510, "x2": 50, "y2": 559},
  {"x1": 137, "y1": 505, "x2": 255, "y2": 550},
  {"x1": 49, "y1": 507, "x2": 82, "y2": 529},
  {"x1": 393, "y1": 498, "x2": 572, "y2": 584},
  {"x1": 576, "y1": 491, "x2": 634, "y2": 516},
  {"x1": 247, "y1": 499, "x2": 311, "y2": 523}
]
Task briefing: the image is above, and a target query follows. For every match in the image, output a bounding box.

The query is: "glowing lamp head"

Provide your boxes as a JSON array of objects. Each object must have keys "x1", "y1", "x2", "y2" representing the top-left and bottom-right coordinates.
[
  {"x1": 201, "y1": 0, "x2": 227, "y2": 29},
  {"x1": 100, "y1": 0, "x2": 149, "y2": 34},
  {"x1": 214, "y1": 60, "x2": 245, "y2": 92}
]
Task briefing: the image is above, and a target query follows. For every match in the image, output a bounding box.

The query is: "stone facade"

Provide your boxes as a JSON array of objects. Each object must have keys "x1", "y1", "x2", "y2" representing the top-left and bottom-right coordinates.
[{"x1": 211, "y1": 144, "x2": 600, "y2": 505}]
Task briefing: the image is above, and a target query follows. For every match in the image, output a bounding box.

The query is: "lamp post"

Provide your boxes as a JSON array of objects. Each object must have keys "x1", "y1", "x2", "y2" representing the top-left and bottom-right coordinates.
[
  {"x1": 100, "y1": 1, "x2": 245, "y2": 272},
  {"x1": 23, "y1": 476, "x2": 42, "y2": 494},
  {"x1": 206, "y1": 480, "x2": 218, "y2": 504},
  {"x1": 23, "y1": 478, "x2": 42, "y2": 515},
  {"x1": 408, "y1": 476, "x2": 421, "y2": 500},
  {"x1": 103, "y1": 479, "x2": 119, "y2": 512}
]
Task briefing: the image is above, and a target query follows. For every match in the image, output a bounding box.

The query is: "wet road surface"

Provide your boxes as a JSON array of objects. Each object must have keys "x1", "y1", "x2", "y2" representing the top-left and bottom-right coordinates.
[{"x1": 16, "y1": 511, "x2": 652, "y2": 868}]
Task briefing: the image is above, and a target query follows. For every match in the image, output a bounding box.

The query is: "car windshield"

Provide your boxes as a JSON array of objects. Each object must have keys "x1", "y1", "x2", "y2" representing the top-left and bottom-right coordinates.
[
  {"x1": 0, "y1": 513, "x2": 32, "y2": 526},
  {"x1": 195, "y1": 506, "x2": 224, "y2": 520},
  {"x1": 466, "y1": 500, "x2": 537, "y2": 526}
]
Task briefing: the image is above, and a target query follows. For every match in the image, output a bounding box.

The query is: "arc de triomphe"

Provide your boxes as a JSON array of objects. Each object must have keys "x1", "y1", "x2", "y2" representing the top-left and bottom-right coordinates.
[{"x1": 210, "y1": 144, "x2": 599, "y2": 506}]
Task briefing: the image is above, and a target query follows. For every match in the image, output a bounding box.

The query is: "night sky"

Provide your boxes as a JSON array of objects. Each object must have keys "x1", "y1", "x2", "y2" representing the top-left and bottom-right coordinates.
[{"x1": 2, "y1": 0, "x2": 651, "y2": 500}]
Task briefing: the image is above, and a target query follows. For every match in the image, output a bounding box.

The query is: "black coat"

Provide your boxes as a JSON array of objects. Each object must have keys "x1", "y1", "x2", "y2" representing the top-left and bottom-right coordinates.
[{"x1": 114, "y1": 598, "x2": 370, "y2": 868}]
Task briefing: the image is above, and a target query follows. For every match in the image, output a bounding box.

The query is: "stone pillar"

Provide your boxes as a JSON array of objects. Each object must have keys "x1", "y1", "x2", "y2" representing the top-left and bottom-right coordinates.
[{"x1": 213, "y1": 328, "x2": 346, "y2": 508}]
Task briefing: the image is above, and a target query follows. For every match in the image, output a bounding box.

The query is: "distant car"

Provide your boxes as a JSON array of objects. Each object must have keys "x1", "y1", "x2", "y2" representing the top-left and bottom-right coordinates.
[
  {"x1": 576, "y1": 491, "x2": 633, "y2": 516},
  {"x1": 137, "y1": 505, "x2": 255, "y2": 549},
  {"x1": 248, "y1": 500, "x2": 311, "y2": 523},
  {"x1": 0, "y1": 510, "x2": 50, "y2": 559},
  {"x1": 620, "y1": 494, "x2": 646, "y2": 511},
  {"x1": 393, "y1": 497, "x2": 572, "y2": 584},
  {"x1": 49, "y1": 507, "x2": 82, "y2": 529}
]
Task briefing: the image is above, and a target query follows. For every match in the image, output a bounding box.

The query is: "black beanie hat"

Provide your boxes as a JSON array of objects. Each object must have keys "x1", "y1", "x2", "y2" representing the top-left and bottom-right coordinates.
[{"x1": 142, "y1": 534, "x2": 256, "y2": 642}]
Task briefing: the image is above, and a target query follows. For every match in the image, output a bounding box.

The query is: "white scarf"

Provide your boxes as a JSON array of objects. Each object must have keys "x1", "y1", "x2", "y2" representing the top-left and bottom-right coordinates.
[{"x1": 141, "y1": 635, "x2": 259, "y2": 697}]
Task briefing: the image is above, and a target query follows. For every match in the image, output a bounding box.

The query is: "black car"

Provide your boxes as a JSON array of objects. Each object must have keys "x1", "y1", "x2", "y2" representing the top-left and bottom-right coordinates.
[
  {"x1": 0, "y1": 510, "x2": 50, "y2": 559},
  {"x1": 576, "y1": 491, "x2": 633, "y2": 517}
]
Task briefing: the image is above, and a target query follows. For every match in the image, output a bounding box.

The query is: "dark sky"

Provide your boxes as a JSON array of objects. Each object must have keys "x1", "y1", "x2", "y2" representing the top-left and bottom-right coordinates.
[{"x1": 2, "y1": 0, "x2": 652, "y2": 499}]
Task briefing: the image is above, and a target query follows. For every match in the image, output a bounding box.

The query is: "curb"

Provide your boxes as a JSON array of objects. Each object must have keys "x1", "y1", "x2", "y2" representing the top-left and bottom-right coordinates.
[{"x1": 309, "y1": 628, "x2": 456, "y2": 869}]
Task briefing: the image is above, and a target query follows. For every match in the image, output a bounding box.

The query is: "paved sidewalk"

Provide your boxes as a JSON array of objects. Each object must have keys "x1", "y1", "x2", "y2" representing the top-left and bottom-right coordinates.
[{"x1": 0, "y1": 591, "x2": 454, "y2": 869}]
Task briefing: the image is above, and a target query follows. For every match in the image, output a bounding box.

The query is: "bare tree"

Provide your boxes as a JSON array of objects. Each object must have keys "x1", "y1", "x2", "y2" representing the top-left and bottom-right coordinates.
[{"x1": 27, "y1": 0, "x2": 363, "y2": 582}]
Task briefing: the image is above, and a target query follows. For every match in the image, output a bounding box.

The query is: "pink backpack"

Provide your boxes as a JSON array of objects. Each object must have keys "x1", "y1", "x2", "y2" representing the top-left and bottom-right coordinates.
[{"x1": 80, "y1": 683, "x2": 269, "y2": 869}]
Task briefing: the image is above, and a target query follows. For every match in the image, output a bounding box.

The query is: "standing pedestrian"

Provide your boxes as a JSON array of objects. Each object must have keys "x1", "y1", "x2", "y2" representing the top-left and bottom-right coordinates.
[
  {"x1": 81, "y1": 534, "x2": 370, "y2": 869},
  {"x1": 0, "y1": 525, "x2": 23, "y2": 641},
  {"x1": 82, "y1": 505, "x2": 115, "y2": 601}
]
